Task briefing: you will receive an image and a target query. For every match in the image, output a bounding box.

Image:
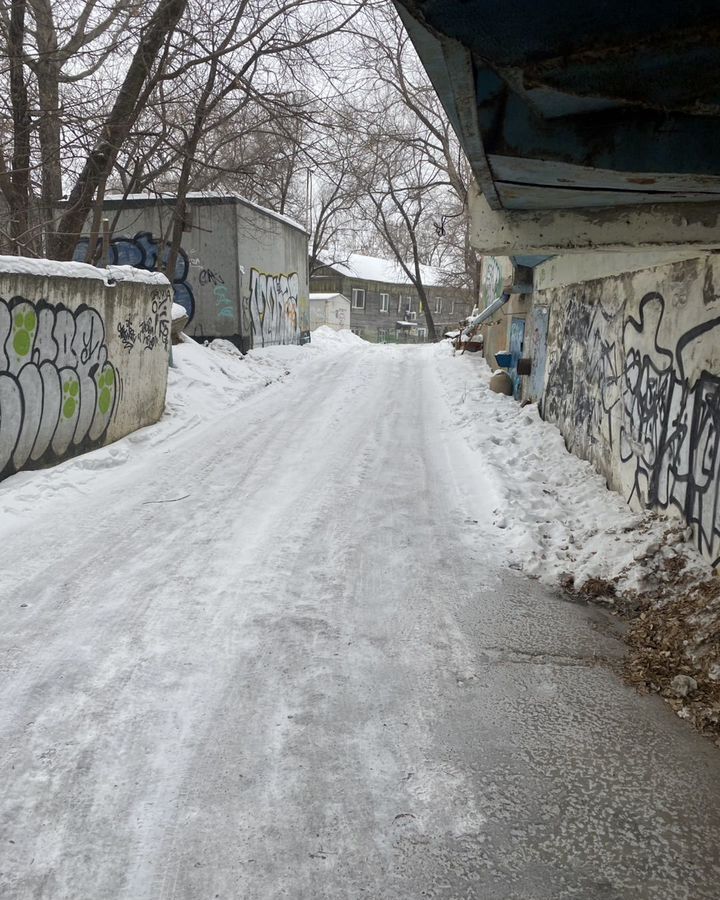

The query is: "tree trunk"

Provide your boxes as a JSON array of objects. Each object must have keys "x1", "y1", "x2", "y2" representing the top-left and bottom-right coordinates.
[
  {"x1": 31, "y1": 0, "x2": 63, "y2": 256},
  {"x1": 7, "y1": 0, "x2": 33, "y2": 253},
  {"x1": 53, "y1": 0, "x2": 188, "y2": 259},
  {"x1": 419, "y1": 285, "x2": 437, "y2": 341}
]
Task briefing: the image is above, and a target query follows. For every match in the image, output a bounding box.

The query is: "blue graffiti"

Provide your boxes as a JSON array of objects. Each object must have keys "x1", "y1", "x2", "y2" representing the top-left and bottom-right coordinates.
[{"x1": 74, "y1": 232, "x2": 195, "y2": 322}]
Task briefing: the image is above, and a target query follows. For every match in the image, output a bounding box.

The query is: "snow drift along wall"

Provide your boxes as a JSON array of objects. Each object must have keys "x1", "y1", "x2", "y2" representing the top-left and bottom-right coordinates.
[
  {"x1": 0, "y1": 258, "x2": 171, "y2": 481},
  {"x1": 540, "y1": 254, "x2": 720, "y2": 565}
]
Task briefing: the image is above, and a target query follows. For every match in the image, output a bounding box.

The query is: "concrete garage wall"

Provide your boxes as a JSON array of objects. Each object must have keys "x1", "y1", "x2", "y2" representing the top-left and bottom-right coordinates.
[
  {"x1": 75, "y1": 195, "x2": 310, "y2": 350},
  {"x1": 539, "y1": 253, "x2": 720, "y2": 564},
  {"x1": 0, "y1": 257, "x2": 170, "y2": 481}
]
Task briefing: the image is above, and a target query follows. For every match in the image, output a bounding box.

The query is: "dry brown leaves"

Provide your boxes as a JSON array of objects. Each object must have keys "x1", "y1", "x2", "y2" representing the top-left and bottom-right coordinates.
[{"x1": 562, "y1": 529, "x2": 720, "y2": 741}]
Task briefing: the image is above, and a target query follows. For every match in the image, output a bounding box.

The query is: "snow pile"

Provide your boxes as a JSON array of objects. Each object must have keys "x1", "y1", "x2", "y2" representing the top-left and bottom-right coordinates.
[
  {"x1": 164, "y1": 336, "x2": 293, "y2": 427},
  {"x1": 166, "y1": 330, "x2": 364, "y2": 426},
  {"x1": 310, "y1": 325, "x2": 367, "y2": 348},
  {"x1": 0, "y1": 255, "x2": 170, "y2": 286},
  {"x1": 432, "y1": 344, "x2": 711, "y2": 594}
]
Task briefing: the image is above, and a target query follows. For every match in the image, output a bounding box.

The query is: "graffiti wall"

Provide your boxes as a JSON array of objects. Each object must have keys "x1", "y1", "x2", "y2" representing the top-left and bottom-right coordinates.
[
  {"x1": 248, "y1": 268, "x2": 300, "y2": 347},
  {"x1": 74, "y1": 232, "x2": 195, "y2": 323},
  {"x1": 0, "y1": 260, "x2": 170, "y2": 481},
  {"x1": 541, "y1": 255, "x2": 720, "y2": 564},
  {"x1": 480, "y1": 256, "x2": 503, "y2": 308}
]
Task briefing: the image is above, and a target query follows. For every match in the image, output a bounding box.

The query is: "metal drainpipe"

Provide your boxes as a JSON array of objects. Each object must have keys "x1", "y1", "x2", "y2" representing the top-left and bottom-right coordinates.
[{"x1": 461, "y1": 291, "x2": 511, "y2": 339}]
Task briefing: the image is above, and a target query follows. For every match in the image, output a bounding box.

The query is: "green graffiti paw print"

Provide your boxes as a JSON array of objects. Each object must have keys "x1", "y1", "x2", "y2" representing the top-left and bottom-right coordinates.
[
  {"x1": 97, "y1": 365, "x2": 115, "y2": 415},
  {"x1": 62, "y1": 378, "x2": 79, "y2": 419},
  {"x1": 12, "y1": 309, "x2": 36, "y2": 358}
]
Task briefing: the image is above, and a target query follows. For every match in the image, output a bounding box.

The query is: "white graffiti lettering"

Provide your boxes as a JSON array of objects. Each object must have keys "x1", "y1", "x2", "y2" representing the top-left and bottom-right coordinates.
[
  {"x1": 0, "y1": 298, "x2": 117, "y2": 478},
  {"x1": 248, "y1": 269, "x2": 299, "y2": 347}
]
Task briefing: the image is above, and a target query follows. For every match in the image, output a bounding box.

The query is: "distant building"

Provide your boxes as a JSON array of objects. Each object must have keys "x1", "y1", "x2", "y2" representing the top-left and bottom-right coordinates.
[
  {"x1": 309, "y1": 292, "x2": 351, "y2": 331},
  {"x1": 310, "y1": 254, "x2": 473, "y2": 342}
]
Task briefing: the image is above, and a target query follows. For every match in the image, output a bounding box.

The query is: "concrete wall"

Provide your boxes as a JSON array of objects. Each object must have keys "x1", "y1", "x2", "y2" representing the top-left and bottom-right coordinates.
[
  {"x1": 539, "y1": 252, "x2": 720, "y2": 564},
  {"x1": 0, "y1": 258, "x2": 170, "y2": 481},
  {"x1": 74, "y1": 196, "x2": 309, "y2": 350},
  {"x1": 309, "y1": 296, "x2": 351, "y2": 331},
  {"x1": 477, "y1": 255, "x2": 513, "y2": 366},
  {"x1": 480, "y1": 293, "x2": 530, "y2": 367}
]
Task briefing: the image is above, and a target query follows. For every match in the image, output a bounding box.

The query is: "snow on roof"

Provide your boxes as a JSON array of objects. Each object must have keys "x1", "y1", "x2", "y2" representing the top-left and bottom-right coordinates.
[
  {"x1": 103, "y1": 191, "x2": 308, "y2": 235},
  {"x1": 309, "y1": 292, "x2": 349, "y2": 301},
  {"x1": 0, "y1": 256, "x2": 170, "y2": 286},
  {"x1": 319, "y1": 253, "x2": 444, "y2": 287},
  {"x1": 227, "y1": 195, "x2": 308, "y2": 236}
]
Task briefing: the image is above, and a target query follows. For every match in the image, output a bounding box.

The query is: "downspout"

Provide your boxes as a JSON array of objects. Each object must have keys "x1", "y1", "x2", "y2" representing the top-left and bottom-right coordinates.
[
  {"x1": 461, "y1": 291, "x2": 510, "y2": 337},
  {"x1": 460, "y1": 262, "x2": 533, "y2": 339}
]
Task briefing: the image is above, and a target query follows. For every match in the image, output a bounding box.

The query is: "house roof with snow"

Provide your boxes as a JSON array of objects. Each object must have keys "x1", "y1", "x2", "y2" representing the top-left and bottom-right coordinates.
[{"x1": 317, "y1": 253, "x2": 444, "y2": 287}]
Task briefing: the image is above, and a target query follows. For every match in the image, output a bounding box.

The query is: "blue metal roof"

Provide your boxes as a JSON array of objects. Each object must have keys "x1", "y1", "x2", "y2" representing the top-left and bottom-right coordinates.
[{"x1": 394, "y1": 0, "x2": 720, "y2": 212}]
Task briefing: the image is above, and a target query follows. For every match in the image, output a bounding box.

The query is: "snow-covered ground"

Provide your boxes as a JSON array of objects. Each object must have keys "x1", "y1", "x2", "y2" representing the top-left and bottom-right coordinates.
[
  {"x1": 433, "y1": 344, "x2": 711, "y2": 593},
  {"x1": 2, "y1": 333, "x2": 720, "y2": 899},
  {"x1": 3, "y1": 321, "x2": 707, "y2": 599},
  {"x1": 434, "y1": 343, "x2": 719, "y2": 735},
  {"x1": 4, "y1": 327, "x2": 707, "y2": 592},
  {"x1": 0, "y1": 327, "x2": 363, "y2": 535}
]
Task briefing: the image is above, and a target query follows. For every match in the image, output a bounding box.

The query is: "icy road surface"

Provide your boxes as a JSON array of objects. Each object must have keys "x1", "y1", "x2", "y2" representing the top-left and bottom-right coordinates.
[{"x1": 2, "y1": 341, "x2": 720, "y2": 900}]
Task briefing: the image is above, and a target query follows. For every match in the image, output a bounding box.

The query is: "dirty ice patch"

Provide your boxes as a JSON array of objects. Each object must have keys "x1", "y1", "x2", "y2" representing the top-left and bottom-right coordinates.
[{"x1": 431, "y1": 342, "x2": 711, "y2": 595}]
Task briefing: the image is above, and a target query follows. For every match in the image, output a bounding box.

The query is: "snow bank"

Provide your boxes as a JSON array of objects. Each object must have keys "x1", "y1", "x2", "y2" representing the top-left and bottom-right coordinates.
[
  {"x1": 432, "y1": 343, "x2": 711, "y2": 594},
  {"x1": 310, "y1": 325, "x2": 367, "y2": 347},
  {"x1": 166, "y1": 330, "x2": 365, "y2": 428},
  {"x1": 0, "y1": 255, "x2": 170, "y2": 286}
]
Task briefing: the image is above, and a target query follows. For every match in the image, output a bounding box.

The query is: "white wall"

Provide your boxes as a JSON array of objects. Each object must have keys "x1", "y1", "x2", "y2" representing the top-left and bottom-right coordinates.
[{"x1": 309, "y1": 296, "x2": 350, "y2": 331}]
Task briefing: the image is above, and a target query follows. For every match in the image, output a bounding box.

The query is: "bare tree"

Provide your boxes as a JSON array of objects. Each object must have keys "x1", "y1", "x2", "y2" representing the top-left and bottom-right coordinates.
[
  {"x1": 0, "y1": 0, "x2": 165, "y2": 255},
  {"x1": 313, "y1": 3, "x2": 479, "y2": 335},
  {"x1": 53, "y1": 0, "x2": 188, "y2": 258},
  {"x1": 357, "y1": 126, "x2": 445, "y2": 339},
  {"x1": 306, "y1": 118, "x2": 367, "y2": 276}
]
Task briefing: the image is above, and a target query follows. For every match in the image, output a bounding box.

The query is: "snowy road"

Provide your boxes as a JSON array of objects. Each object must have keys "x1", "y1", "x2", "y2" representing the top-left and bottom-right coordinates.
[{"x1": 2, "y1": 341, "x2": 720, "y2": 900}]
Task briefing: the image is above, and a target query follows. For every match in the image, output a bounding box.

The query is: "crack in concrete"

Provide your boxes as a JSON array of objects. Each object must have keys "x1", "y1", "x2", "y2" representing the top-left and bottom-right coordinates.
[{"x1": 463, "y1": 647, "x2": 622, "y2": 670}]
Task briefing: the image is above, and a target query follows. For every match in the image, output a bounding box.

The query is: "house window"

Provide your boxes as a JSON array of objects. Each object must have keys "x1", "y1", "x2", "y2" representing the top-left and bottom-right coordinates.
[
  {"x1": 417, "y1": 326, "x2": 427, "y2": 339},
  {"x1": 377, "y1": 327, "x2": 387, "y2": 341},
  {"x1": 406, "y1": 296, "x2": 413, "y2": 312},
  {"x1": 380, "y1": 292, "x2": 389, "y2": 312},
  {"x1": 434, "y1": 298, "x2": 442, "y2": 314},
  {"x1": 450, "y1": 300, "x2": 455, "y2": 315},
  {"x1": 352, "y1": 288, "x2": 365, "y2": 309}
]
